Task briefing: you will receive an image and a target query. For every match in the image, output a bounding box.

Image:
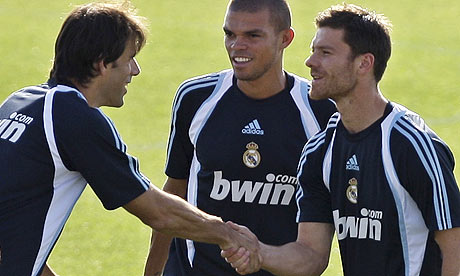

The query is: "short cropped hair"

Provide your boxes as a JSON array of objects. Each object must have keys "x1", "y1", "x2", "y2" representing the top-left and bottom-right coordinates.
[
  {"x1": 315, "y1": 4, "x2": 392, "y2": 82},
  {"x1": 228, "y1": 0, "x2": 291, "y2": 32},
  {"x1": 49, "y1": 1, "x2": 148, "y2": 86}
]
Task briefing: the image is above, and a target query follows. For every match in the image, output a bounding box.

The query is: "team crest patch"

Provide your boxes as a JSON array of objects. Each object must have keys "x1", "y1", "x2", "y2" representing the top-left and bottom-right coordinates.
[
  {"x1": 243, "y1": 142, "x2": 261, "y2": 168},
  {"x1": 346, "y1": 178, "x2": 358, "y2": 204}
]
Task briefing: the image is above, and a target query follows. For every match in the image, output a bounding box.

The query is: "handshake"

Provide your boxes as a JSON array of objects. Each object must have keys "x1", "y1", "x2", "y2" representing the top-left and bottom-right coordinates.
[{"x1": 219, "y1": 221, "x2": 264, "y2": 275}]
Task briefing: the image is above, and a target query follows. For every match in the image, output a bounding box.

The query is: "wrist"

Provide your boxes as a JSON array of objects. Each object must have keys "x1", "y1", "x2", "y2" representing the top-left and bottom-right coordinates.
[
  {"x1": 218, "y1": 221, "x2": 234, "y2": 250},
  {"x1": 259, "y1": 242, "x2": 271, "y2": 270}
]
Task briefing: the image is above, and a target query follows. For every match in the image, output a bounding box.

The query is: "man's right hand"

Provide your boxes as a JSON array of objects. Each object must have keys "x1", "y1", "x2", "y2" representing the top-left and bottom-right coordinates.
[{"x1": 220, "y1": 221, "x2": 263, "y2": 275}]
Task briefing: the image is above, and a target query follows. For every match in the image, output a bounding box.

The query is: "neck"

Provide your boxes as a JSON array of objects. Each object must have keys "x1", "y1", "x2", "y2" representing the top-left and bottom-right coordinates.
[
  {"x1": 336, "y1": 84, "x2": 388, "y2": 134},
  {"x1": 236, "y1": 69, "x2": 286, "y2": 100},
  {"x1": 74, "y1": 80, "x2": 100, "y2": 108}
]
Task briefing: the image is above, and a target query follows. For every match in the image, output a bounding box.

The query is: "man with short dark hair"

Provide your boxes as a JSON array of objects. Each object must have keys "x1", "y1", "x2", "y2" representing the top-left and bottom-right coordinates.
[
  {"x1": 223, "y1": 3, "x2": 460, "y2": 276},
  {"x1": 144, "y1": 0, "x2": 336, "y2": 275},
  {"x1": 0, "y1": 2, "x2": 258, "y2": 276}
]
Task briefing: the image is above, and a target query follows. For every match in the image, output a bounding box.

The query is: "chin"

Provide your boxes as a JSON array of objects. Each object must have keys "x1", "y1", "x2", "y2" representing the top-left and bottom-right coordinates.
[
  {"x1": 107, "y1": 100, "x2": 124, "y2": 108},
  {"x1": 309, "y1": 88, "x2": 326, "y2": 100},
  {"x1": 234, "y1": 71, "x2": 260, "y2": 82}
]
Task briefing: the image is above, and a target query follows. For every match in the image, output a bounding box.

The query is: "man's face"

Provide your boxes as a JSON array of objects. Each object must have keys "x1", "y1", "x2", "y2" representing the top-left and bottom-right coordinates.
[
  {"x1": 305, "y1": 27, "x2": 358, "y2": 101},
  {"x1": 223, "y1": 9, "x2": 283, "y2": 81},
  {"x1": 101, "y1": 38, "x2": 141, "y2": 107}
]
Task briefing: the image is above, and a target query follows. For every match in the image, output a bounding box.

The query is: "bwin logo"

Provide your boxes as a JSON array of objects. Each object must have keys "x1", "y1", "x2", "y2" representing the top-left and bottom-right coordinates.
[
  {"x1": 241, "y1": 119, "x2": 264, "y2": 135},
  {"x1": 0, "y1": 112, "x2": 34, "y2": 143},
  {"x1": 333, "y1": 208, "x2": 382, "y2": 241},
  {"x1": 210, "y1": 171, "x2": 296, "y2": 205}
]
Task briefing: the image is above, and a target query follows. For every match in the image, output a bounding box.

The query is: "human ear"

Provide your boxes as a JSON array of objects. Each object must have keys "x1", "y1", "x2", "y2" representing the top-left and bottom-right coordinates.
[
  {"x1": 358, "y1": 53, "x2": 375, "y2": 74},
  {"x1": 281, "y1": 27, "x2": 295, "y2": 49},
  {"x1": 92, "y1": 60, "x2": 107, "y2": 76}
]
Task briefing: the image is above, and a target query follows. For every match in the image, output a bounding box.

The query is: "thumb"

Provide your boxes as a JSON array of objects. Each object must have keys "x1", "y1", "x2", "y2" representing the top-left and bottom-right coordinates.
[{"x1": 226, "y1": 221, "x2": 240, "y2": 231}]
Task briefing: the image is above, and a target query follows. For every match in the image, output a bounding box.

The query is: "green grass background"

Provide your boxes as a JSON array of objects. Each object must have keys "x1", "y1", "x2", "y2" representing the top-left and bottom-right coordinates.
[{"x1": 1, "y1": 0, "x2": 459, "y2": 275}]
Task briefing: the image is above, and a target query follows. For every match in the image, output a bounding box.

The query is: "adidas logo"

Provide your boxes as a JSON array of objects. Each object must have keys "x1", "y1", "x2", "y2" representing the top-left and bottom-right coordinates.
[
  {"x1": 346, "y1": 155, "x2": 360, "y2": 171},
  {"x1": 241, "y1": 119, "x2": 264, "y2": 135}
]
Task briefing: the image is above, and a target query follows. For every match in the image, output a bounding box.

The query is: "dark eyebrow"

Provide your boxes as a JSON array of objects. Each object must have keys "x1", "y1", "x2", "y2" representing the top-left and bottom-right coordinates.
[
  {"x1": 223, "y1": 27, "x2": 265, "y2": 35},
  {"x1": 312, "y1": 45, "x2": 335, "y2": 51}
]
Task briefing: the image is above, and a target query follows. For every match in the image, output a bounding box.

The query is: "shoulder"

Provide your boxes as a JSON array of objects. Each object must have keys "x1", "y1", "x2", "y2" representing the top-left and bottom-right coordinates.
[
  {"x1": 388, "y1": 103, "x2": 454, "y2": 167},
  {"x1": 302, "y1": 112, "x2": 340, "y2": 157},
  {"x1": 171, "y1": 69, "x2": 233, "y2": 114},
  {"x1": 52, "y1": 85, "x2": 98, "y2": 119},
  {"x1": 175, "y1": 70, "x2": 231, "y2": 101},
  {"x1": 1, "y1": 83, "x2": 49, "y2": 107},
  {"x1": 51, "y1": 85, "x2": 113, "y2": 133}
]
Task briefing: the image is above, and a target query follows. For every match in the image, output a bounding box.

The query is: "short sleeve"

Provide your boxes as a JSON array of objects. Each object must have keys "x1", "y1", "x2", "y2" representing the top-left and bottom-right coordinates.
[
  {"x1": 53, "y1": 92, "x2": 149, "y2": 210},
  {"x1": 164, "y1": 79, "x2": 215, "y2": 179},
  {"x1": 296, "y1": 142, "x2": 333, "y2": 224},
  {"x1": 164, "y1": 93, "x2": 195, "y2": 179},
  {"x1": 392, "y1": 128, "x2": 460, "y2": 231}
]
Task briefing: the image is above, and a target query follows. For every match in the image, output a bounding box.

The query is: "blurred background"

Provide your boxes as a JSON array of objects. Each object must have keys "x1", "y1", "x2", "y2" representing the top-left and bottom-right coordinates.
[{"x1": 0, "y1": 0, "x2": 459, "y2": 274}]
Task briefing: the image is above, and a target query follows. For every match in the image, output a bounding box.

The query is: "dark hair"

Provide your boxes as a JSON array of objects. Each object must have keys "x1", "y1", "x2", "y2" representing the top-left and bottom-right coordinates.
[
  {"x1": 315, "y1": 3, "x2": 392, "y2": 82},
  {"x1": 228, "y1": 0, "x2": 291, "y2": 32},
  {"x1": 49, "y1": 1, "x2": 148, "y2": 86}
]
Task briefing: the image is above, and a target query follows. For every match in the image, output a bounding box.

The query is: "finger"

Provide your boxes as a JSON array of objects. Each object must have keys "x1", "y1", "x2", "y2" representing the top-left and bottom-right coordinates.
[
  {"x1": 228, "y1": 249, "x2": 250, "y2": 269},
  {"x1": 234, "y1": 256, "x2": 250, "y2": 275},
  {"x1": 226, "y1": 220, "x2": 241, "y2": 231},
  {"x1": 221, "y1": 247, "x2": 238, "y2": 258},
  {"x1": 224, "y1": 247, "x2": 247, "y2": 263}
]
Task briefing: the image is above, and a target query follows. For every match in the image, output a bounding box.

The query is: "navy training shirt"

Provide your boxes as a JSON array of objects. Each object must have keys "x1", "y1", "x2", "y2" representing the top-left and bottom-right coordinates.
[
  {"x1": 164, "y1": 69, "x2": 336, "y2": 275},
  {"x1": 0, "y1": 82, "x2": 149, "y2": 275}
]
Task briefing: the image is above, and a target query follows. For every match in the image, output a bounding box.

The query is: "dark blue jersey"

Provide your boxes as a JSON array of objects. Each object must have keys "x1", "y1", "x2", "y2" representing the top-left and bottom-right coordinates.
[
  {"x1": 0, "y1": 82, "x2": 149, "y2": 276},
  {"x1": 164, "y1": 69, "x2": 336, "y2": 275},
  {"x1": 297, "y1": 103, "x2": 460, "y2": 276}
]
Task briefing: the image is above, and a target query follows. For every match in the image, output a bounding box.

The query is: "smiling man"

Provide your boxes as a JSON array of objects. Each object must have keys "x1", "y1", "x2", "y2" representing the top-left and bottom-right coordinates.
[
  {"x1": 143, "y1": 0, "x2": 336, "y2": 275},
  {"x1": 223, "y1": 3, "x2": 460, "y2": 276}
]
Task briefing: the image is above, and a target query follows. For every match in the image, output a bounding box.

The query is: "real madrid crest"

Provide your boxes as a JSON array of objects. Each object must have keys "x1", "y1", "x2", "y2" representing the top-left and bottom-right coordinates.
[
  {"x1": 243, "y1": 142, "x2": 261, "y2": 168},
  {"x1": 346, "y1": 178, "x2": 358, "y2": 204}
]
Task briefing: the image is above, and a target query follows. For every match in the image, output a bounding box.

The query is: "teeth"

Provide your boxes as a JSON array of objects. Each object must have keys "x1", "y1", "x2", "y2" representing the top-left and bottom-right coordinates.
[{"x1": 234, "y1": 57, "x2": 251, "y2": 63}]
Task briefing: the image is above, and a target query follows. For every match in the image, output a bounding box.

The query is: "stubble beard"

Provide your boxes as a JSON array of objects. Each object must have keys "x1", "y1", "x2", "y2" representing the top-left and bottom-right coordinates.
[
  {"x1": 310, "y1": 64, "x2": 357, "y2": 101},
  {"x1": 233, "y1": 54, "x2": 277, "y2": 82}
]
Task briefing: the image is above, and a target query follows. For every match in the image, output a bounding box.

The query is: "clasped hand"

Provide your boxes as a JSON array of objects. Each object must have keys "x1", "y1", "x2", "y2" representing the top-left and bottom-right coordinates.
[{"x1": 220, "y1": 221, "x2": 263, "y2": 275}]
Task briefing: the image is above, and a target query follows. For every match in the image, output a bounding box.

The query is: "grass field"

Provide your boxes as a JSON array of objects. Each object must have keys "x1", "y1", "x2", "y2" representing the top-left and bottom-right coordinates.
[{"x1": 1, "y1": 0, "x2": 459, "y2": 275}]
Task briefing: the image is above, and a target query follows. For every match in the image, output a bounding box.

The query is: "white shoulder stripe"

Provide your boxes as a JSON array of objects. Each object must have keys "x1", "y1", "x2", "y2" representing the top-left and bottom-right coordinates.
[
  {"x1": 395, "y1": 118, "x2": 451, "y2": 229},
  {"x1": 181, "y1": 70, "x2": 233, "y2": 267},
  {"x1": 165, "y1": 78, "x2": 220, "y2": 167},
  {"x1": 289, "y1": 76, "x2": 320, "y2": 138},
  {"x1": 33, "y1": 88, "x2": 87, "y2": 276},
  {"x1": 172, "y1": 73, "x2": 221, "y2": 111},
  {"x1": 98, "y1": 109, "x2": 125, "y2": 152},
  {"x1": 381, "y1": 107, "x2": 429, "y2": 276},
  {"x1": 322, "y1": 129, "x2": 336, "y2": 192},
  {"x1": 189, "y1": 70, "x2": 233, "y2": 145}
]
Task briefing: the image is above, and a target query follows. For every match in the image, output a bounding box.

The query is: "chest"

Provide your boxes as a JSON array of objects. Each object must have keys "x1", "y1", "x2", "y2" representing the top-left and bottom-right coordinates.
[
  {"x1": 328, "y1": 129, "x2": 398, "y2": 221},
  {"x1": 194, "y1": 93, "x2": 308, "y2": 173}
]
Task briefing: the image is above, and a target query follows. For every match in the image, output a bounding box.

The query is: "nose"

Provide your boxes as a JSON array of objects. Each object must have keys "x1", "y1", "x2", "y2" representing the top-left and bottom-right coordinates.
[
  {"x1": 131, "y1": 57, "x2": 141, "y2": 76},
  {"x1": 305, "y1": 54, "x2": 315, "y2": 69},
  {"x1": 228, "y1": 36, "x2": 247, "y2": 50}
]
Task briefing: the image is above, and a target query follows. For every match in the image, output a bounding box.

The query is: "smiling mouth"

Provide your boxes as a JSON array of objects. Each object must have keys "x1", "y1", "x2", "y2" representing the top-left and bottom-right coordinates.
[
  {"x1": 311, "y1": 72, "x2": 324, "y2": 81},
  {"x1": 233, "y1": 57, "x2": 252, "y2": 64}
]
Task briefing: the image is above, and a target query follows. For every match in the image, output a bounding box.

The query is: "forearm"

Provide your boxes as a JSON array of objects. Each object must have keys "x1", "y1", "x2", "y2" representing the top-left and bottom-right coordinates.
[
  {"x1": 144, "y1": 178, "x2": 186, "y2": 276},
  {"x1": 436, "y1": 228, "x2": 460, "y2": 276},
  {"x1": 152, "y1": 190, "x2": 230, "y2": 245},
  {"x1": 144, "y1": 230, "x2": 173, "y2": 276},
  {"x1": 260, "y1": 241, "x2": 329, "y2": 276},
  {"x1": 125, "y1": 186, "x2": 233, "y2": 248}
]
